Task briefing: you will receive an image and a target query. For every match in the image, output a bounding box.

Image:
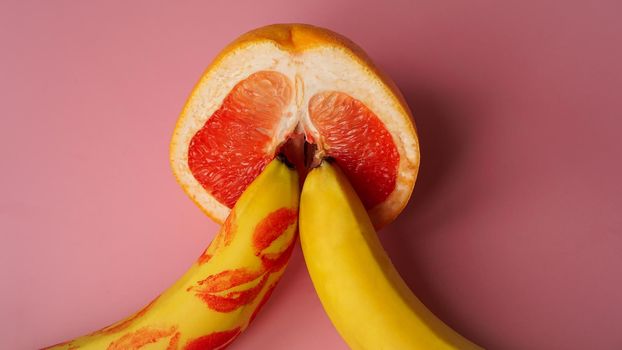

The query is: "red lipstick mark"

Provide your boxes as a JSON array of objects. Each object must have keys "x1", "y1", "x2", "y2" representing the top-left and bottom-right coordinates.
[
  {"x1": 252, "y1": 207, "x2": 297, "y2": 271},
  {"x1": 252, "y1": 208, "x2": 297, "y2": 254},
  {"x1": 87, "y1": 297, "x2": 158, "y2": 337},
  {"x1": 197, "y1": 250, "x2": 213, "y2": 265},
  {"x1": 197, "y1": 210, "x2": 237, "y2": 265},
  {"x1": 107, "y1": 326, "x2": 178, "y2": 350},
  {"x1": 166, "y1": 331, "x2": 181, "y2": 350},
  {"x1": 194, "y1": 269, "x2": 262, "y2": 293},
  {"x1": 184, "y1": 327, "x2": 241, "y2": 350},
  {"x1": 189, "y1": 269, "x2": 269, "y2": 312},
  {"x1": 221, "y1": 209, "x2": 237, "y2": 247},
  {"x1": 260, "y1": 236, "x2": 296, "y2": 272},
  {"x1": 191, "y1": 208, "x2": 297, "y2": 315}
]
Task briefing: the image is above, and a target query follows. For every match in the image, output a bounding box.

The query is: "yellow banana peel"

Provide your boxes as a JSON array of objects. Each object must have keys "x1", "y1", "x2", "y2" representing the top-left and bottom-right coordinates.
[
  {"x1": 45, "y1": 159, "x2": 299, "y2": 349},
  {"x1": 299, "y1": 161, "x2": 482, "y2": 350}
]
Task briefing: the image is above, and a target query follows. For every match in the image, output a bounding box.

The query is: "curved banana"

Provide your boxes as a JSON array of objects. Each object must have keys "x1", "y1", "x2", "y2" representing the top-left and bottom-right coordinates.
[
  {"x1": 45, "y1": 158, "x2": 299, "y2": 350},
  {"x1": 299, "y1": 161, "x2": 482, "y2": 350}
]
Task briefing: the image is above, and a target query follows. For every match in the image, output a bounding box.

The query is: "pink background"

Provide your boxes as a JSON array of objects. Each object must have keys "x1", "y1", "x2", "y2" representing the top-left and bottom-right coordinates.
[{"x1": 2, "y1": 1, "x2": 622, "y2": 349}]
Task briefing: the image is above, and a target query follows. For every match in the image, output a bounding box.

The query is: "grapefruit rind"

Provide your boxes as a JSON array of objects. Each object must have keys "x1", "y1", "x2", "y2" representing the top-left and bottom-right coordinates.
[{"x1": 170, "y1": 24, "x2": 420, "y2": 228}]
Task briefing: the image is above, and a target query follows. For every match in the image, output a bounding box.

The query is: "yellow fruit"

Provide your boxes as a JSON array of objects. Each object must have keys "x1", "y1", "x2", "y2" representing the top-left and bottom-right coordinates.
[
  {"x1": 299, "y1": 161, "x2": 482, "y2": 350},
  {"x1": 45, "y1": 158, "x2": 299, "y2": 350}
]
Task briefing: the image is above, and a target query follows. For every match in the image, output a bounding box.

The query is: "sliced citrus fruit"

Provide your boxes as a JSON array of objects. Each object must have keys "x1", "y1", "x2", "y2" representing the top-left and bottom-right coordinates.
[{"x1": 170, "y1": 24, "x2": 420, "y2": 228}]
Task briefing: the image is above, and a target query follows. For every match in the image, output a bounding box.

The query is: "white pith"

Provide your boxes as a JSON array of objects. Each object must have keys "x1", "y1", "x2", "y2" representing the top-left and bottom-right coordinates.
[{"x1": 171, "y1": 41, "x2": 419, "y2": 226}]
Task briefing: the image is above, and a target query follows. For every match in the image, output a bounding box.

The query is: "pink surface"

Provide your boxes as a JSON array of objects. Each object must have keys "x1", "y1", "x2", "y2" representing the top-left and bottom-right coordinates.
[{"x1": 1, "y1": 1, "x2": 622, "y2": 349}]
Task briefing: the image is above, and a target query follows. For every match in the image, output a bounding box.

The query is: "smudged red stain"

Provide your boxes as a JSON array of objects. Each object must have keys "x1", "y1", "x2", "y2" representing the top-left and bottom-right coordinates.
[
  {"x1": 191, "y1": 271, "x2": 270, "y2": 312},
  {"x1": 194, "y1": 269, "x2": 263, "y2": 293},
  {"x1": 190, "y1": 208, "x2": 297, "y2": 314},
  {"x1": 197, "y1": 234, "x2": 219, "y2": 265},
  {"x1": 221, "y1": 209, "x2": 236, "y2": 246},
  {"x1": 45, "y1": 209, "x2": 296, "y2": 350},
  {"x1": 260, "y1": 236, "x2": 296, "y2": 272},
  {"x1": 184, "y1": 328, "x2": 241, "y2": 350},
  {"x1": 107, "y1": 326, "x2": 178, "y2": 350},
  {"x1": 197, "y1": 250, "x2": 213, "y2": 265},
  {"x1": 252, "y1": 208, "x2": 297, "y2": 254},
  {"x1": 166, "y1": 331, "x2": 181, "y2": 350},
  {"x1": 197, "y1": 210, "x2": 237, "y2": 265},
  {"x1": 91, "y1": 297, "x2": 158, "y2": 336},
  {"x1": 249, "y1": 282, "x2": 278, "y2": 324}
]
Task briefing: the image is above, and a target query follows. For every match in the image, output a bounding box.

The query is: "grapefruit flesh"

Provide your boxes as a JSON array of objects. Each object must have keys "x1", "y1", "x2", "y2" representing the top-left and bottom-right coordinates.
[
  {"x1": 187, "y1": 71, "x2": 293, "y2": 208},
  {"x1": 308, "y1": 91, "x2": 399, "y2": 209},
  {"x1": 186, "y1": 71, "x2": 400, "y2": 211}
]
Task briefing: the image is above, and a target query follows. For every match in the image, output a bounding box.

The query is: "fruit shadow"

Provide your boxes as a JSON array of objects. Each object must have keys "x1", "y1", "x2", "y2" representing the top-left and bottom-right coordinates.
[{"x1": 379, "y1": 84, "x2": 473, "y2": 325}]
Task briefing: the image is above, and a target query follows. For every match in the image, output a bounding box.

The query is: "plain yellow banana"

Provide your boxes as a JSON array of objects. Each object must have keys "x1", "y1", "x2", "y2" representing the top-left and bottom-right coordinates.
[
  {"x1": 45, "y1": 158, "x2": 299, "y2": 350},
  {"x1": 299, "y1": 161, "x2": 482, "y2": 350}
]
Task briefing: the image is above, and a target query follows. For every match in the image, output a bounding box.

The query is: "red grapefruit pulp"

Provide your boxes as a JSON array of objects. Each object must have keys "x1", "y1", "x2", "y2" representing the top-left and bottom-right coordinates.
[
  {"x1": 187, "y1": 70, "x2": 399, "y2": 211},
  {"x1": 188, "y1": 71, "x2": 293, "y2": 208},
  {"x1": 308, "y1": 92, "x2": 399, "y2": 209}
]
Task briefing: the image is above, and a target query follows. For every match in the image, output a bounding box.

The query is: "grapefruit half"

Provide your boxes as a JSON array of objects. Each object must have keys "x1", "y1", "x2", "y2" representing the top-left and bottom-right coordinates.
[{"x1": 170, "y1": 24, "x2": 420, "y2": 228}]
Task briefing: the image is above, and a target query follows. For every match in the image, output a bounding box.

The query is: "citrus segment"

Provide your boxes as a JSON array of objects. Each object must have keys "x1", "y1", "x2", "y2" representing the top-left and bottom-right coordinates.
[
  {"x1": 308, "y1": 91, "x2": 399, "y2": 209},
  {"x1": 188, "y1": 71, "x2": 293, "y2": 208}
]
